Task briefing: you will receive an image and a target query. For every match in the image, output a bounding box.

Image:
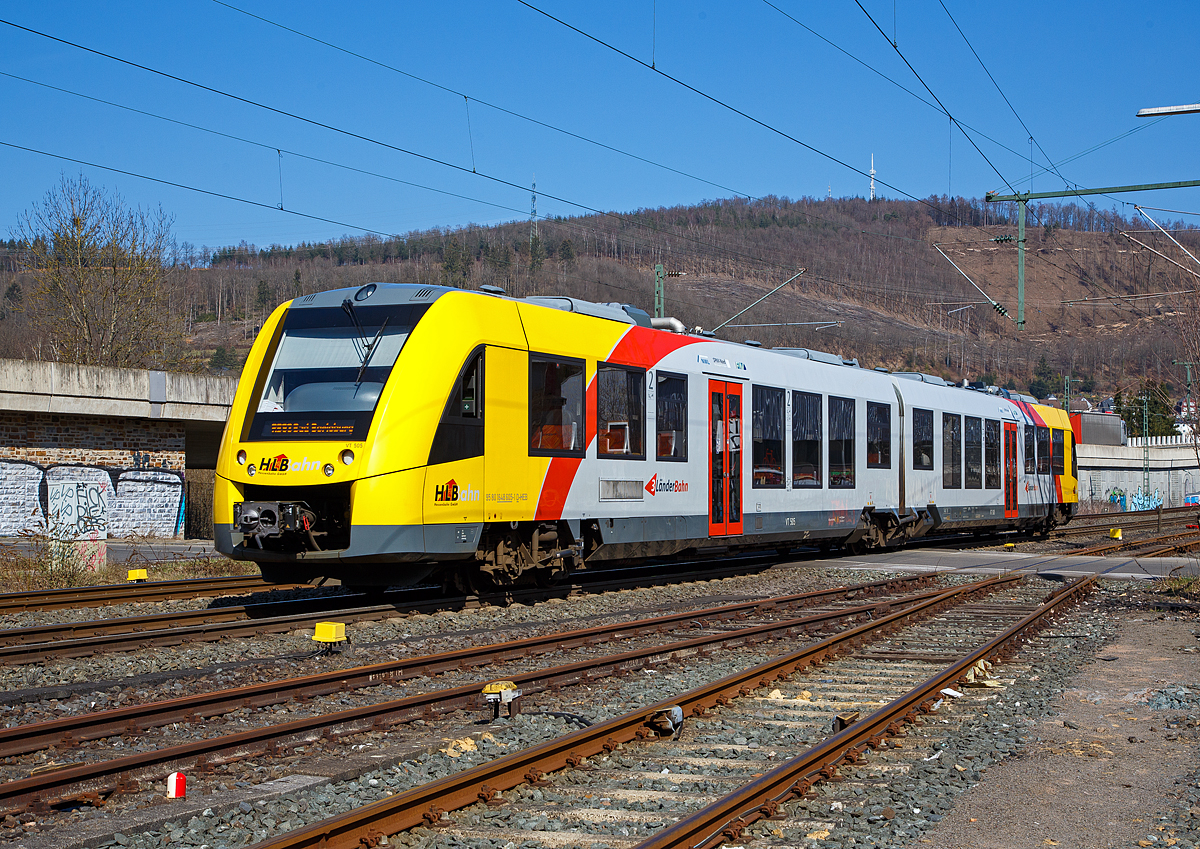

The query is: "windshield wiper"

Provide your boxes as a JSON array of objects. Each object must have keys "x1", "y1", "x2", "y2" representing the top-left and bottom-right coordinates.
[
  {"x1": 341, "y1": 298, "x2": 370, "y2": 359},
  {"x1": 355, "y1": 316, "x2": 389, "y2": 386}
]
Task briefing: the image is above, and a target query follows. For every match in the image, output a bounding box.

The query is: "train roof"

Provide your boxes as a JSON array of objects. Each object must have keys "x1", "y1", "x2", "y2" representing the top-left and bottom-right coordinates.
[{"x1": 284, "y1": 283, "x2": 1051, "y2": 407}]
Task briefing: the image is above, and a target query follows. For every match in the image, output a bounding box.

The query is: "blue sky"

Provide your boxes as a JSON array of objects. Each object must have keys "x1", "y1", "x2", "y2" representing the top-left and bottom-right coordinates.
[{"x1": 2, "y1": 1, "x2": 1198, "y2": 253}]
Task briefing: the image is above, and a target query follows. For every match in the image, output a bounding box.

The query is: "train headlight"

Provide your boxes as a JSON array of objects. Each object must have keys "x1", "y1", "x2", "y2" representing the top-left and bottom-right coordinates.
[
  {"x1": 237, "y1": 449, "x2": 247, "y2": 465},
  {"x1": 340, "y1": 449, "x2": 355, "y2": 465},
  {"x1": 323, "y1": 463, "x2": 335, "y2": 477},
  {"x1": 247, "y1": 464, "x2": 256, "y2": 477}
]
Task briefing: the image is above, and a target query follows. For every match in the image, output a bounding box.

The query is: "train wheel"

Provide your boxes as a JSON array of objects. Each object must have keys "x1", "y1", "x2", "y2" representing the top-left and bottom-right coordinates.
[{"x1": 449, "y1": 565, "x2": 482, "y2": 596}]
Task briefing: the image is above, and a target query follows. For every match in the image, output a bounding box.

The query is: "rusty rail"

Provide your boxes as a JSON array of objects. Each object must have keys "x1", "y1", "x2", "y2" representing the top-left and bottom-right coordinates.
[
  {"x1": 244, "y1": 575, "x2": 1019, "y2": 849},
  {"x1": 0, "y1": 575, "x2": 300, "y2": 613}
]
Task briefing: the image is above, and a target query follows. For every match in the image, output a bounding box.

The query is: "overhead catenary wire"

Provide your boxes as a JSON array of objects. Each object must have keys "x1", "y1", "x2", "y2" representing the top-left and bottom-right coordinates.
[{"x1": 209, "y1": 0, "x2": 755, "y2": 203}]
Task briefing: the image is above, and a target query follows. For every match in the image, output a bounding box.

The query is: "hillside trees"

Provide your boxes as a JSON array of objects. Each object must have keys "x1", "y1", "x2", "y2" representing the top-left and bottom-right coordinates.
[{"x1": 14, "y1": 174, "x2": 182, "y2": 368}]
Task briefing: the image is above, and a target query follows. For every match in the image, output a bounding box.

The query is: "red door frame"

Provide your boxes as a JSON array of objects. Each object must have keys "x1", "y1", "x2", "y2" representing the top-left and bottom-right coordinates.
[
  {"x1": 1003, "y1": 422, "x2": 1019, "y2": 519},
  {"x1": 708, "y1": 380, "x2": 744, "y2": 537}
]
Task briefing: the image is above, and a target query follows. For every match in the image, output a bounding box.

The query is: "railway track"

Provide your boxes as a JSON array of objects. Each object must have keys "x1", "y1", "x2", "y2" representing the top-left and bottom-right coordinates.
[
  {"x1": 0, "y1": 574, "x2": 944, "y2": 813},
  {"x1": 0, "y1": 557, "x2": 783, "y2": 666},
  {"x1": 1071, "y1": 529, "x2": 1200, "y2": 558},
  {"x1": 244, "y1": 573, "x2": 1090, "y2": 849},
  {"x1": 0, "y1": 575, "x2": 303, "y2": 613}
]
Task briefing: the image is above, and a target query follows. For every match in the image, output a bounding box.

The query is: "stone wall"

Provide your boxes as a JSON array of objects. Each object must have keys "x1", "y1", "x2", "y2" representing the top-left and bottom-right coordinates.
[{"x1": 0, "y1": 412, "x2": 186, "y2": 537}]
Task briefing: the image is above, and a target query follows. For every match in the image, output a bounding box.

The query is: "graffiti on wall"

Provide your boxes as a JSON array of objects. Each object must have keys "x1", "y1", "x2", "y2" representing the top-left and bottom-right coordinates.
[
  {"x1": 0, "y1": 460, "x2": 184, "y2": 538},
  {"x1": 1129, "y1": 487, "x2": 1164, "y2": 512},
  {"x1": 46, "y1": 481, "x2": 109, "y2": 540},
  {"x1": 1104, "y1": 485, "x2": 1164, "y2": 512}
]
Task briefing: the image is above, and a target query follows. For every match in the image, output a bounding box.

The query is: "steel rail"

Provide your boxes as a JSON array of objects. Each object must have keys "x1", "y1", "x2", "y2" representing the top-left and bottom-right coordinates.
[
  {"x1": 0, "y1": 576, "x2": 299, "y2": 613},
  {"x1": 241, "y1": 575, "x2": 1019, "y2": 849},
  {"x1": 0, "y1": 577, "x2": 957, "y2": 814},
  {"x1": 0, "y1": 574, "x2": 933, "y2": 758},
  {"x1": 634, "y1": 573, "x2": 1097, "y2": 849}
]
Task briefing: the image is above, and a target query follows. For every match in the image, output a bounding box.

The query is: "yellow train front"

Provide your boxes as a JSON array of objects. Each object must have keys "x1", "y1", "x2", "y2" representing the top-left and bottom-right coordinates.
[{"x1": 214, "y1": 282, "x2": 598, "y2": 589}]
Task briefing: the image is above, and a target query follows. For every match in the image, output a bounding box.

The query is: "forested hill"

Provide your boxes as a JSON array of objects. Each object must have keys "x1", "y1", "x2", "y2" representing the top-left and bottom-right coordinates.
[{"x1": 2, "y1": 193, "x2": 1197, "y2": 395}]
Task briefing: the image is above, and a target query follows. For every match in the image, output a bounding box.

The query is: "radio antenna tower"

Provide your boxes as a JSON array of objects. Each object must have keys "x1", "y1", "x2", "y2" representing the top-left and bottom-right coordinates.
[
  {"x1": 869, "y1": 154, "x2": 876, "y2": 201},
  {"x1": 530, "y1": 175, "x2": 538, "y2": 248}
]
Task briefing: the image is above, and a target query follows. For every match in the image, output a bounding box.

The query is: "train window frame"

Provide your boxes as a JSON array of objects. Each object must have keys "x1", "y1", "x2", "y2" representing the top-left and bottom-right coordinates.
[
  {"x1": 428, "y1": 345, "x2": 485, "y2": 466},
  {"x1": 1051, "y1": 428, "x2": 1065, "y2": 475},
  {"x1": 829, "y1": 396, "x2": 856, "y2": 489},
  {"x1": 943, "y1": 413, "x2": 961, "y2": 489},
  {"x1": 529, "y1": 353, "x2": 587, "y2": 458},
  {"x1": 1036, "y1": 426, "x2": 1051, "y2": 476},
  {"x1": 752, "y1": 384, "x2": 786, "y2": 489},
  {"x1": 964, "y1": 416, "x2": 983, "y2": 489},
  {"x1": 792, "y1": 390, "x2": 822, "y2": 488},
  {"x1": 1070, "y1": 430, "x2": 1077, "y2": 480},
  {"x1": 595, "y1": 361, "x2": 646, "y2": 460},
  {"x1": 866, "y1": 401, "x2": 891, "y2": 469},
  {"x1": 912, "y1": 408, "x2": 934, "y2": 471},
  {"x1": 984, "y1": 418, "x2": 1001, "y2": 489},
  {"x1": 655, "y1": 371, "x2": 688, "y2": 462},
  {"x1": 1024, "y1": 425, "x2": 1036, "y2": 475}
]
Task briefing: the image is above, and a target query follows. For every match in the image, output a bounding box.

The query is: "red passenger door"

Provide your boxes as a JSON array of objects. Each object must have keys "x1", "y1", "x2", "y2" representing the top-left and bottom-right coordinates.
[
  {"x1": 708, "y1": 380, "x2": 744, "y2": 537},
  {"x1": 1003, "y1": 423, "x2": 1018, "y2": 519}
]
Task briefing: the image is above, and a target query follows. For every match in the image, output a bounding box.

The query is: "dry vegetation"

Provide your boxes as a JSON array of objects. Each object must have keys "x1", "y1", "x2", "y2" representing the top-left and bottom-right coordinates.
[{"x1": 0, "y1": 533, "x2": 244, "y2": 592}]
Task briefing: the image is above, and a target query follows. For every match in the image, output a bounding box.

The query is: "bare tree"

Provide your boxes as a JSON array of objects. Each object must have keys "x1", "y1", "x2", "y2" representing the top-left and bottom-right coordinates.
[{"x1": 15, "y1": 174, "x2": 181, "y2": 368}]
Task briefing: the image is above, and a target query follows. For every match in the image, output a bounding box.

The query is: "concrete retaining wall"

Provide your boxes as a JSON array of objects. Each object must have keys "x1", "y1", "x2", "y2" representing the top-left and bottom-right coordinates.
[{"x1": 1077, "y1": 441, "x2": 1200, "y2": 511}]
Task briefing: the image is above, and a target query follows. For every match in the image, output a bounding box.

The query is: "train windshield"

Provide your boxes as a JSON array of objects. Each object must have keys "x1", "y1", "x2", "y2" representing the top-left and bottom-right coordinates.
[{"x1": 247, "y1": 302, "x2": 429, "y2": 441}]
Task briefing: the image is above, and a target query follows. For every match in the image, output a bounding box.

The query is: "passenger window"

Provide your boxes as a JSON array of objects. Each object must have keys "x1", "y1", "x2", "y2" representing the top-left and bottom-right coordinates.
[
  {"x1": 829, "y1": 396, "x2": 855, "y2": 488},
  {"x1": 529, "y1": 355, "x2": 586, "y2": 456},
  {"x1": 867, "y1": 402, "x2": 891, "y2": 469},
  {"x1": 912, "y1": 408, "x2": 934, "y2": 470},
  {"x1": 596, "y1": 363, "x2": 645, "y2": 459},
  {"x1": 1051, "y1": 428, "x2": 1065, "y2": 475},
  {"x1": 792, "y1": 390, "x2": 821, "y2": 488},
  {"x1": 752, "y1": 385, "x2": 785, "y2": 488},
  {"x1": 984, "y1": 419, "x2": 1001, "y2": 489},
  {"x1": 1024, "y1": 425, "x2": 1036, "y2": 474},
  {"x1": 943, "y1": 413, "x2": 961, "y2": 489},
  {"x1": 1036, "y1": 426, "x2": 1051, "y2": 475},
  {"x1": 655, "y1": 371, "x2": 688, "y2": 461},
  {"x1": 428, "y1": 347, "x2": 484, "y2": 466},
  {"x1": 964, "y1": 416, "x2": 982, "y2": 488}
]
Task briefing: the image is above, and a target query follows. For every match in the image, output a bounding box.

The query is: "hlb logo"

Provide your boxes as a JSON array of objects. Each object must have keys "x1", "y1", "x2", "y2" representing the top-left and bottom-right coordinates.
[
  {"x1": 434, "y1": 479, "x2": 480, "y2": 504},
  {"x1": 645, "y1": 474, "x2": 689, "y2": 496},
  {"x1": 257, "y1": 454, "x2": 321, "y2": 473},
  {"x1": 259, "y1": 454, "x2": 289, "y2": 472}
]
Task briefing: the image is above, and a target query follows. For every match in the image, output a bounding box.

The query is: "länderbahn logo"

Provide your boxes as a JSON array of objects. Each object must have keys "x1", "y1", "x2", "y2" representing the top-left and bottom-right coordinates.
[{"x1": 645, "y1": 474, "x2": 689, "y2": 496}]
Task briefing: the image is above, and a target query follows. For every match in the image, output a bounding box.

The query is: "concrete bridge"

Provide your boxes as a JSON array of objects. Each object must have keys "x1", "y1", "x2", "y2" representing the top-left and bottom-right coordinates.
[{"x1": 0, "y1": 358, "x2": 236, "y2": 539}]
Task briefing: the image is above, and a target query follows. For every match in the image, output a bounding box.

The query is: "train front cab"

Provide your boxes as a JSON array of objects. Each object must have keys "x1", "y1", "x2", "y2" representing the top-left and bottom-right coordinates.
[{"x1": 214, "y1": 285, "x2": 535, "y2": 587}]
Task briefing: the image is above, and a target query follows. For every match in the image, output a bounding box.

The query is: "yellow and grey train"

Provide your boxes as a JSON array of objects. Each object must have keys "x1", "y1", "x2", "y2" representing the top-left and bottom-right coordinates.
[{"x1": 213, "y1": 282, "x2": 1078, "y2": 588}]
